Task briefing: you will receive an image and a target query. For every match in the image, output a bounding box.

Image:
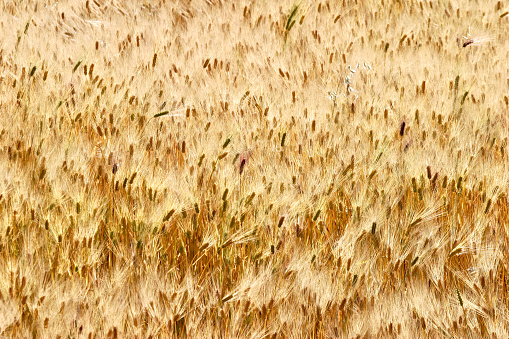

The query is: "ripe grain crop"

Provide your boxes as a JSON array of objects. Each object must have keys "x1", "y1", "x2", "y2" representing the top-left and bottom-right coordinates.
[{"x1": 0, "y1": 0, "x2": 509, "y2": 338}]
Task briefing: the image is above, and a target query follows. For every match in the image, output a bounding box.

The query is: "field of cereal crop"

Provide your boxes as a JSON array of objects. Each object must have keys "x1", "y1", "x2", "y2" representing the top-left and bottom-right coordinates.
[{"x1": 1, "y1": 1, "x2": 509, "y2": 337}]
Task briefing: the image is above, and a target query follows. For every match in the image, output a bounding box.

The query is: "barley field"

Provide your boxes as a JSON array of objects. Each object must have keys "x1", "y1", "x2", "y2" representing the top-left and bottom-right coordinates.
[{"x1": 0, "y1": 0, "x2": 508, "y2": 338}]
